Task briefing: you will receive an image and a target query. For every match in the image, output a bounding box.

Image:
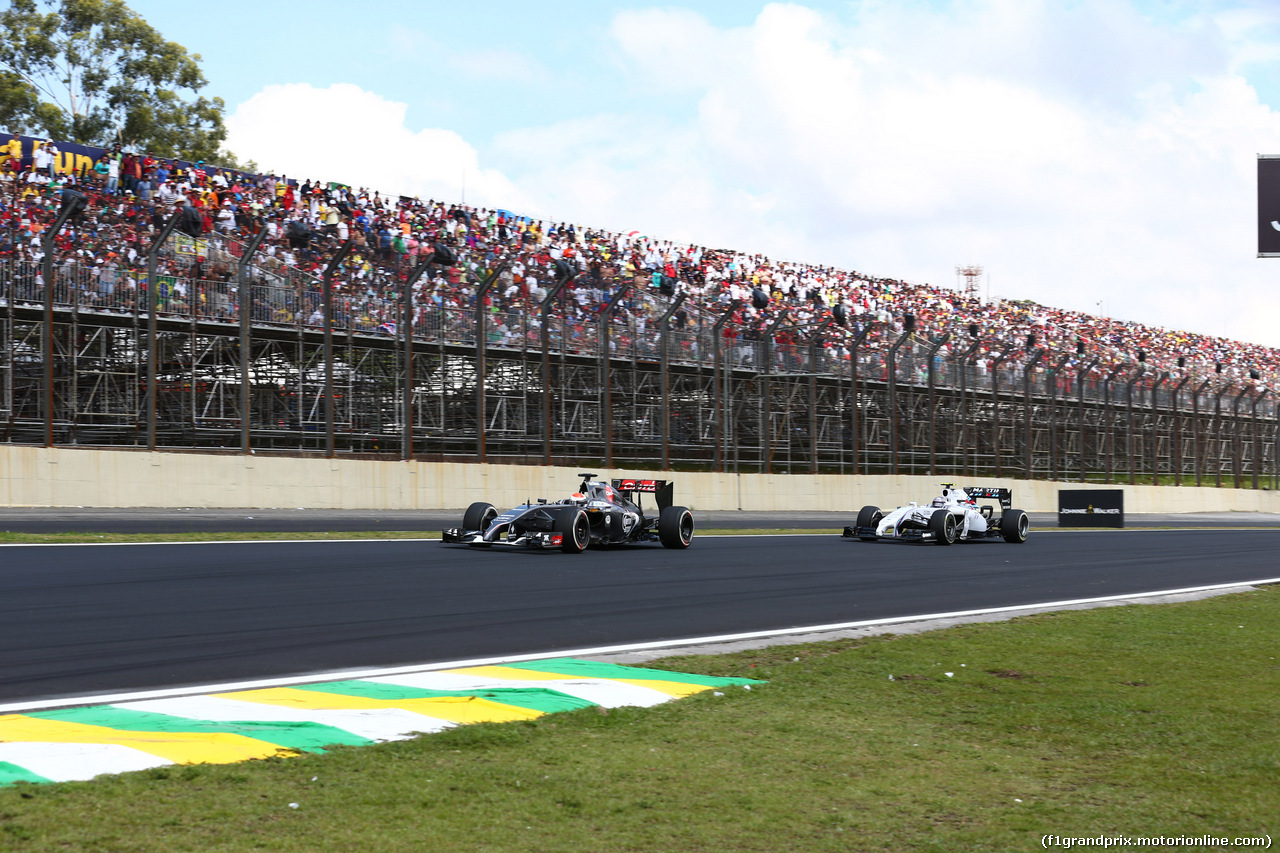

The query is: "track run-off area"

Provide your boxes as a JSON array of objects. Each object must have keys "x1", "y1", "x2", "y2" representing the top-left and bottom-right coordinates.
[{"x1": 2, "y1": 528, "x2": 1278, "y2": 709}]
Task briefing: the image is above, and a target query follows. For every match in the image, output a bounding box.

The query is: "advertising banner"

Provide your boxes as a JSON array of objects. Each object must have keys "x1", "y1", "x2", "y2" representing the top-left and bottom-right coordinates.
[
  {"x1": 1057, "y1": 489, "x2": 1125, "y2": 528},
  {"x1": 0, "y1": 132, "x2": 255, "y2": 186}
]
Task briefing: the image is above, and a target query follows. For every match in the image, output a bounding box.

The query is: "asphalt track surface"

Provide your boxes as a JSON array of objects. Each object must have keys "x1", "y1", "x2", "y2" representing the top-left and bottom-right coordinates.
[
  {"x1": 2, "y1": 527, "x2": 1278, "y2": 707},
  {"x1": 2, "y1": 507, "x2": 1279, "y2": 533}
]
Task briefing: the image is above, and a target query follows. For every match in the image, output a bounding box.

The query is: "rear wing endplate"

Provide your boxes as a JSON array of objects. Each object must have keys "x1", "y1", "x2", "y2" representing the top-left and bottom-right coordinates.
[
  {"x1": 612, "y1": 478, "x2": 674, "y2": 511},
  {"x1": 964, "y1": 487, "x2": 1012, "y2": 511}
]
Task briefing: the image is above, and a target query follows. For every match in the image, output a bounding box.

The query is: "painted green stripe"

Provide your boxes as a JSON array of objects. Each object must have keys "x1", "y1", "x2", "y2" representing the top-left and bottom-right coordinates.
[
  {"x1": 23, "y1": 707, "x2": 371, "y2": 753},
  {"x1": 0, "y1": 761, "x2": 52, "y2": 786},
  {"x1": 291, "y1": 681, "x2": 594, "y2": 714},
  {"x1": 505, "y1": 658, "x2": 763, "y2": 687}
]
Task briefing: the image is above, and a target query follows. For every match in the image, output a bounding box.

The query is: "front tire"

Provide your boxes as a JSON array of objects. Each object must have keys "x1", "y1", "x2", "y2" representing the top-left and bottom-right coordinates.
[
  {"x1": 463, "y1": 502, "x2": 497, "y2": 532},
  {"x1": 929, "y1": 509, "x2": 958, "y2": 545},
  {"x1": 658, "y1": 505, "x2": 694, "y2": 549},
  {"x1": 1000, "y1": 509, "x2": 1029, "y2": 543},
  {"x1": 855, "y1": 506, "x2": 882, "y2": 542},
  {"x1": 556, "y1": 509, "x2": 590, "y2": 553}
]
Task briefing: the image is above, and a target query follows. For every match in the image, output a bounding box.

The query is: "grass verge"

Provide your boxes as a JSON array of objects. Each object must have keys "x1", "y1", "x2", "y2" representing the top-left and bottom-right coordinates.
[{"x1": 2, "y1": 587, "x2": 1276, "y2": 851}]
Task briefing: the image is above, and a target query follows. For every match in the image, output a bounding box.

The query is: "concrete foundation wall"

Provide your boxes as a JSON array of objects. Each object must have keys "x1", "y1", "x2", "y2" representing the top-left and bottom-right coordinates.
[{"x1": 2, "y1": 445, "x2": 1277, "y2": 514}]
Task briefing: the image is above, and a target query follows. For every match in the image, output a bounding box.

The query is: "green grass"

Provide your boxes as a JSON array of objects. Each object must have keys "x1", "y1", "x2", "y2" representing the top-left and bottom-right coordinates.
[{"x1": 2, "y1": 587, "x2": 1277, "y2": 851}]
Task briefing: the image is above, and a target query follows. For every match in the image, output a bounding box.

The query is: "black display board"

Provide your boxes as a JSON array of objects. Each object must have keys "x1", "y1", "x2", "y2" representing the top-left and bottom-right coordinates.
[
  {"x1": 1058, "y1": 489, "x2": 1125, "y2": 528},
  {"x1": 1258, "y1": 156, "x2": 1280, "y2": 257}
]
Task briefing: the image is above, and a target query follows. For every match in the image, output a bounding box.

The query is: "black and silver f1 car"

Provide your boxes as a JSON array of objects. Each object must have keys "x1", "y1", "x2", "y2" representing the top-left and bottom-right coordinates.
[
  {"x1": 842, "y1": 484, "x2": 1029, "y2": 545},
  {"x1": 442, "y1": 473, "x2": 695, "y2": 553}
]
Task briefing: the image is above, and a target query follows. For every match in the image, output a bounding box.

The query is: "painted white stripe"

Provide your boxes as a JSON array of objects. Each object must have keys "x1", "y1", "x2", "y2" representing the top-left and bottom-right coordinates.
[
  {"x1": 365, "y1": 673, "x2": 673, "y2": 708},
  {"x1": 0, "y1": 741, "x2": 171, "y2": 782},
  {"x1": 4, "y1": 576, "x2": 1276, "y2": 715},
  {"x1": 113, "y1": 697, "x2": 455, "y2": 741},
  {"x1": 0, "y1": 538, "x2": 436, "y2": 548}
]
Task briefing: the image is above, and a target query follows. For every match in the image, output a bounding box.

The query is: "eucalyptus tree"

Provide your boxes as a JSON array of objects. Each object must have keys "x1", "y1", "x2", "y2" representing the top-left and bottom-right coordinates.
[{"x1": 0, "y1": 0, "x2": 228, "y2": 161}]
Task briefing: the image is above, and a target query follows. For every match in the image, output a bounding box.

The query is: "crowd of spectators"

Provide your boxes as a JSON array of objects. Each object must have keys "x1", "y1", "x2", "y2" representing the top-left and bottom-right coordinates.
[{"x1": 0, "y1": 132, "x2": 1275, "y2": 391}]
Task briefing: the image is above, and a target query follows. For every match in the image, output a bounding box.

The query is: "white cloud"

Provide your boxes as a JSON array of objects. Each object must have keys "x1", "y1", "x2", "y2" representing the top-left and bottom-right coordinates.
[
  {"x1": 223, "y1": 82, "x2": 530, "y2": 210},
  {"x1": 489, "y1": 1, "x2": 1280, "y2": 348},
  {"x1": 222, "y1": 5, "x2": 1280, "y2": 350}
]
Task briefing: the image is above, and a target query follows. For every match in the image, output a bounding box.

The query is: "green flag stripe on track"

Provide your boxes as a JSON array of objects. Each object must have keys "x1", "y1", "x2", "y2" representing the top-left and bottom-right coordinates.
[
  {"x1": 504, "y1": 658, "x2": 763, "y2": 687},
  {"x1": 23, "y1": 707, "x2": 371, "y2": 752},
  {"x1": 0, "y1": 761, "x2": 52, "y2": 786},
  {"x1": 291, "y1": 681, "x2": 595, "y2": 714}
]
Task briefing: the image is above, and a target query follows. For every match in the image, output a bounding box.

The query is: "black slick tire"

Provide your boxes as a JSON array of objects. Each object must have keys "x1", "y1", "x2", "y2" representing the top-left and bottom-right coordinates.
[
  {"x1": 855, "y1": 506, "x2": 882, "y2": 542},
  {"x1": 556, "y1": 508, "x2": 590, "y2": 553},
  {"x1": 462, "y1": 502, "x2": 498, "y2": 545},
  {"x1": 463, "y1": 501, "x2": 498, "y2": 531},
  {"x1": 658, "y1": 505, "x2": 694, "y2": 549},
  {"x1": 929, "y1": 508, "x2": 957, "y2": 545},
  {"x1": 1000, "y1": 509, "x2": 1029, "y2": 543}
]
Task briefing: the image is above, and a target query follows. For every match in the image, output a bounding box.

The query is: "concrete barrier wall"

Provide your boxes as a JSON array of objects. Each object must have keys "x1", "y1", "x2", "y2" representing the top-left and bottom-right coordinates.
[{"x1": 2, "y1": 445, "x2": 1277, "y2": 514}]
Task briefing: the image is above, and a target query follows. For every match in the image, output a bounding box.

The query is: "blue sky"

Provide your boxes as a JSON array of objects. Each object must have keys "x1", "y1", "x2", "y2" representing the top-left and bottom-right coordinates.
[{"x1": 124, "y1": 1, "x2": 1280, "y2": 350}]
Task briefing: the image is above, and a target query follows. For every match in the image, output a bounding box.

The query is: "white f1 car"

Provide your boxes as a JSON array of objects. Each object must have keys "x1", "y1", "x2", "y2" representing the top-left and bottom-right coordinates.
[{"x1": 842, "y1": 484, "x2": 1029, "y2": 545}]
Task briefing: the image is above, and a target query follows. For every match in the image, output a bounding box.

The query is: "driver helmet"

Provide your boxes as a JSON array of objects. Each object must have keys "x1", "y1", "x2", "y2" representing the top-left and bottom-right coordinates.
[
  {"x1": 570, "y1": 492, "x2": 587, "y2": 504},
  {"x1": 931, "y1": 496, "x2": 947, "y2": 508}
]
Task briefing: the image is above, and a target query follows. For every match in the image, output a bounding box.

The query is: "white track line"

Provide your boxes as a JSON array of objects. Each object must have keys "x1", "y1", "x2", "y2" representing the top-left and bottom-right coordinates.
[{"x1": 3, "y1": 576, "x2": 1276, "y2": 715}]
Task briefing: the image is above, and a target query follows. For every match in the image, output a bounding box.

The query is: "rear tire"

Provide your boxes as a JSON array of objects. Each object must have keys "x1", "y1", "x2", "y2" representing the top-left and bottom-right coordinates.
[
  {"x1": 556, "y1": 509, "x2": 590, "y2": 553},
  {"x1": 658, "y1": 506, "x2": 694, "y2": 549},
  {"x1": 1000, "y1": 509, "x2": 1029, "y2": 543},
  {"x1": 929, "y1": 509, "x2": 958, "y2": 545},
  {"x1": 855, "y1": 506, "x2": 882, "y2": 542},
  {"x1": 463, "y1": 502, "x2": 497, "y2": 532}
]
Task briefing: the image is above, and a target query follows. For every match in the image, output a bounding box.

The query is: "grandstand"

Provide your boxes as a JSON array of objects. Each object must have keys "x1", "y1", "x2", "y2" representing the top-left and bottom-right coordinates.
[{"x1": 0, "y1": 132, "x2": 1275, "y2": 486}]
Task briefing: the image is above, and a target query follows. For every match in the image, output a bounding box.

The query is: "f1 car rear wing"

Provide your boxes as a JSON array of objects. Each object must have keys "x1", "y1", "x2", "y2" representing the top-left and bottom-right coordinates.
[
  {"x1": 964, "y1": 487, "x2": 1012, "y2": 511},
  {"x1": 612, "y1": 478, "x2": 674, "y2": 511}
]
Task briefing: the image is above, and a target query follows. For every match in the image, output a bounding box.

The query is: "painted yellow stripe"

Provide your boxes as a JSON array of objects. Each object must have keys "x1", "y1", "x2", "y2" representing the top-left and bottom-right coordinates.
[
  {"x1": 215, "y1": 688, "x2": 542, "y2": 724},
  {"x1": 610, "y1": 678, "x2": 712, "y2": 699},
  {"x1": 449, "y1": 666, "x2": 713, "y2": 699},
  {"x1": 0, "y1": 715, "x2": 289, "y2": 766}
]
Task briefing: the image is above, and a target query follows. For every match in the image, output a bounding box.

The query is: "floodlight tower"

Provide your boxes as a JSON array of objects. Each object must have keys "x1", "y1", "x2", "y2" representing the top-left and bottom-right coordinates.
[{"x1": 955, "y1": 265, "x2": 984, "y2": 300}]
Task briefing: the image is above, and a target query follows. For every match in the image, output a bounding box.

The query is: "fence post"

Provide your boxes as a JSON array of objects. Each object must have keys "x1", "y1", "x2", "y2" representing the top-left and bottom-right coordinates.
[
  {"x1": 237, "y1": 225, "x2": 269, "y2": 454},
  {"x1": 659, "y1": 292, "x2": 688, "y2": 470},
  {"x1": 1101, "y1": 364, "x2": 1127, "y2": 484},
  {"x1": 600, "y1": 283, "x2": 633, "y2": 469},
  {"x1": 1076, "y1": 358, "x2": 1098, "y2": 482},
  {"x1": 472, "y1": 262, "x2": 504, "y2": 463},
  {"x1": 540, "y1": 261, "x2": 574, "y2": 466},
  {"x1": 400, "y1": 254, "x2": 437, "y2": 461},
  {"x1": 990, "y1": 344, "x2": 1014, "y2": 479},
  {"x1": 926, "y1": 334, "x2": 950, "y2": 476},
  {"x1": 42, "y1": 194, "x2": 85, "y2": 448},
  {"x1": 145, "y1": 211, "x2": 184, "y2": 452},
  {"x1": 1251, "y1": 389, "x2": 1270, "y2": 490},
  {"x1": 711, "y1": 299, "x2": 741, "y2": 474},
  {"x1": 1233, "y1": 385, "x2": 1249, "y2": 489},
  {"x1": 849, "y1": 323, "x2": 874, "y2": 475},
  {"x1": 1150, "y1": 371, "x2": 1168, "y2": 485},
  {"x1": 322, "y1": 238, "x2": 354, "y2": 459},
  {"x1": 1171, "y1": 374, "x2": 1191, "y2": 486},
  {"x1": 1023, "y1": 349, "x2": 1045, "y2": 480},
  {"x1": 1212, "y1": 384, "x2": 1234, "y2": 488},
  {"x1": 887, "y1": 329, "x2": 911, "y2": 475},
  {"x1": 1192, "y1": 378, "x2": 1212, "y2": 486},
  {"x1": 1046, "y1": 354, "x2": 1071, "y2": 481},
  {"x1": 760, "y1": 310, "x2": 789, "y2": 474},
  {"x1": 957, "y1": 338, "x2": 983, "y2": 477},
  {"x1": 1124, "y1": 365, "x2": 1144, "y2": 485},
  {"x1": 807, "y1": 318, "x2": 832, "y2": 474}
]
